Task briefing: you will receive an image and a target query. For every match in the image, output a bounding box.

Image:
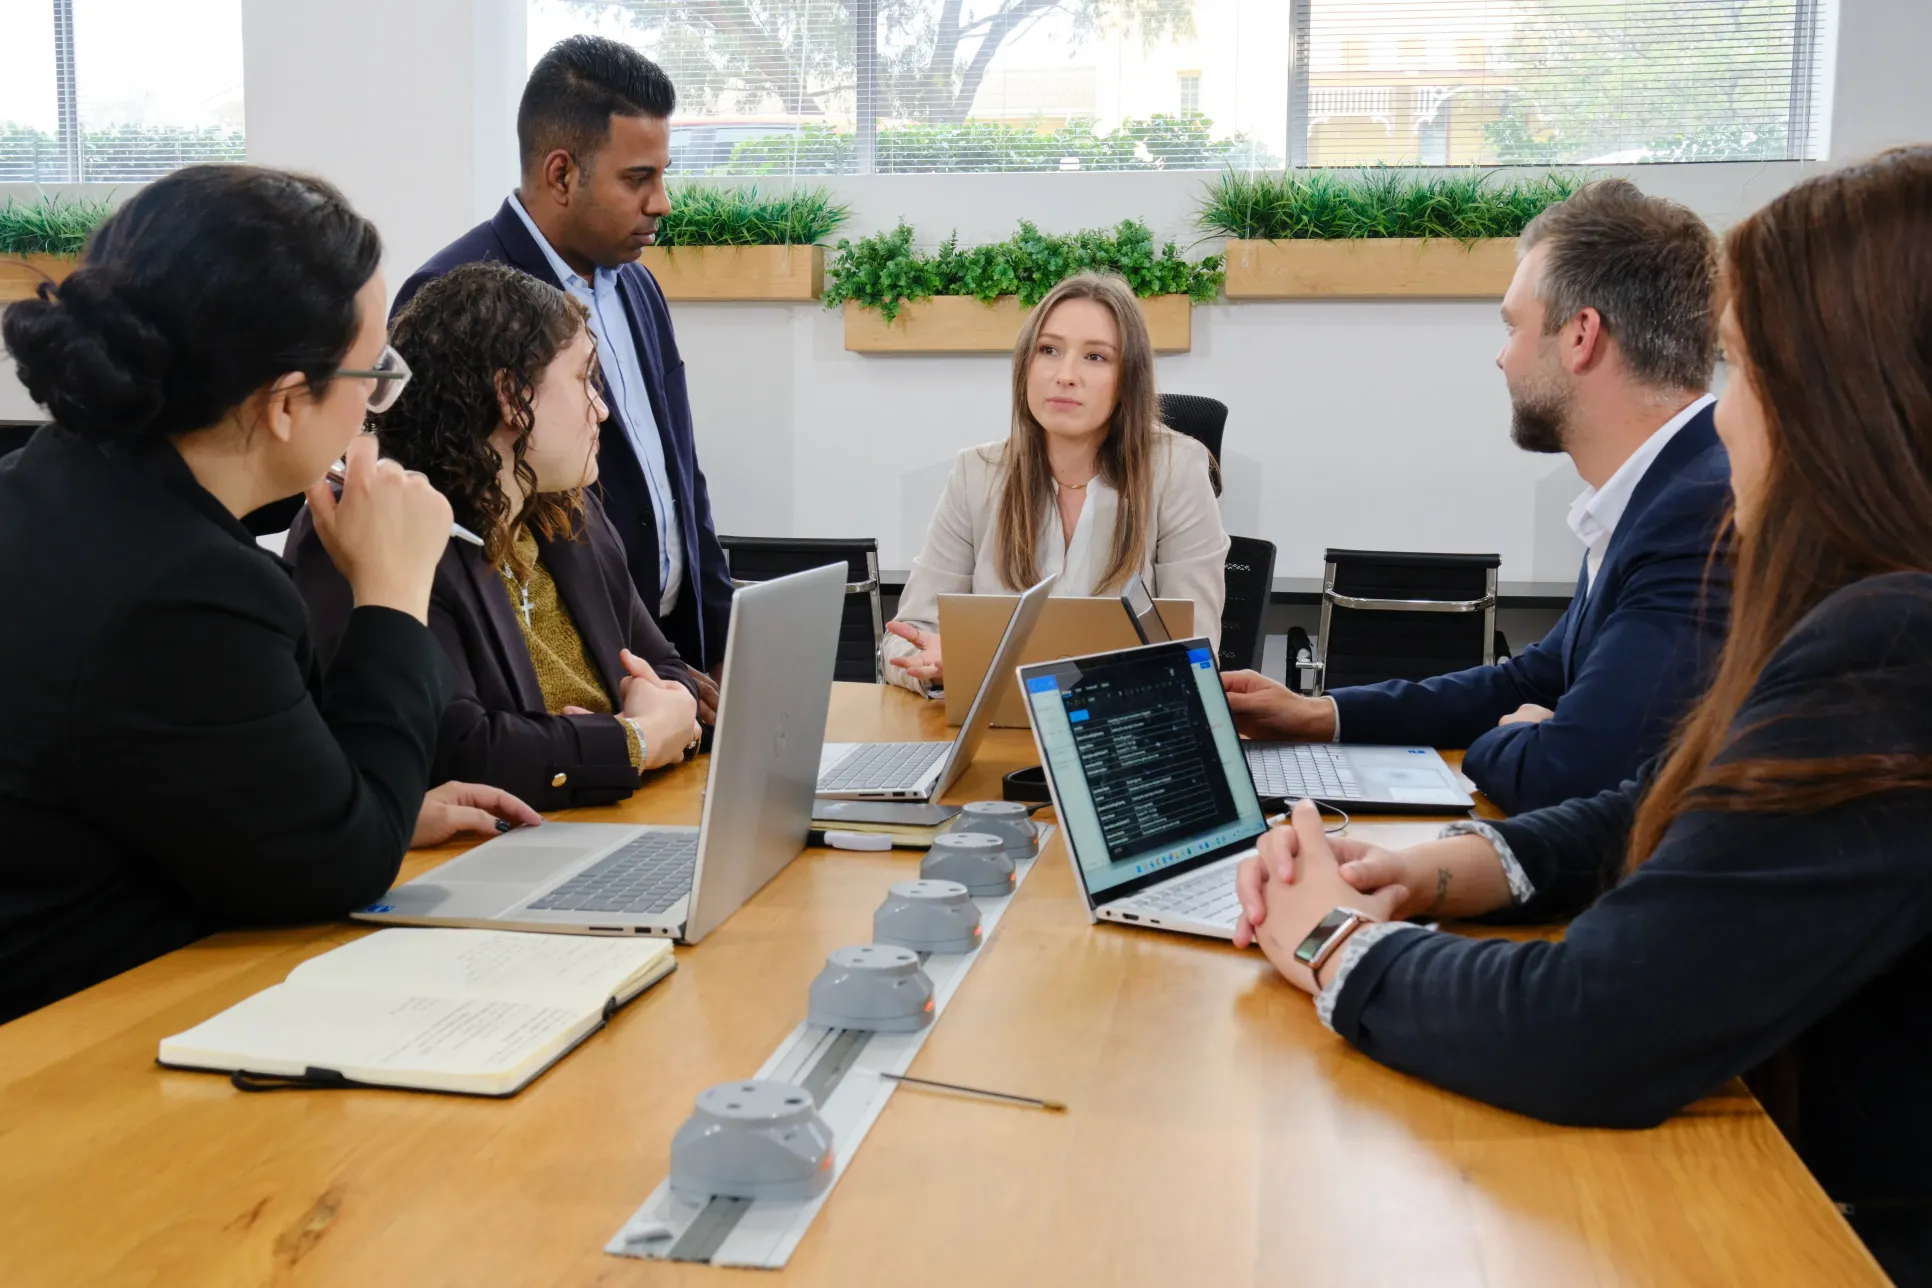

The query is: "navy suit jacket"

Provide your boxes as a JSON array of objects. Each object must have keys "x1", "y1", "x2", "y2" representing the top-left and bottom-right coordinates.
[
  {"x1": 1332, "y1": 406, "x2": 1732, "y2": 814},
  {"x1": 393, "y1": 200, "x2": 733, "y2": 671}
]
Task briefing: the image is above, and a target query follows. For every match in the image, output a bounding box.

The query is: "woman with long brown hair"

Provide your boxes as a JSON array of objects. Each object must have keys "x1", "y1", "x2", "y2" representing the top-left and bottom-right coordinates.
[
  {"x1": 291, "y1": 261, "x2": 700, "y2": 813},
  {"x1": 1230, "y1": 148, "x2": 1932, "y2": 1281},
  {"x1": 881, "y1": 272, "x2": 1228, "y2": 691}
]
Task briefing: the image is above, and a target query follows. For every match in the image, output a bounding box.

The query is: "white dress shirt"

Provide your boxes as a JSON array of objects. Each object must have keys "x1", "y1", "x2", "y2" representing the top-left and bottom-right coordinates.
[
  {"x1": 1567, "y1": 394, "x2": 1716, "y2": 596},
  {"x1": 1326, "y1": 393, "x2": 1716, "y2": 740},
  {"x1": 508, "y1": 194, "x2": 684, "y2": 616}
]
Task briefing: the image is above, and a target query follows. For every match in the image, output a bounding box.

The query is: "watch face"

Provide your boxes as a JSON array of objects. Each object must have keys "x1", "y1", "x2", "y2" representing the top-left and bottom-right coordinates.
[{"x1": 1293, "y1": 907, "x2": 1356, "y2": 966}]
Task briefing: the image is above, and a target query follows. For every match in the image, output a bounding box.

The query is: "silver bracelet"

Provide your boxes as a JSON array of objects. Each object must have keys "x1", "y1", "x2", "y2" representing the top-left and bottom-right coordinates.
[{"x1": 617, "y1": 715, "x2": 648, "y2": 765}]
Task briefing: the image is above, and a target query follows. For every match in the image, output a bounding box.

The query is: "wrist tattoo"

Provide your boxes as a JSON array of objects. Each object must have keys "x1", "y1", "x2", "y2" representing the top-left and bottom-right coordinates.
[{"x1": 1423, "y1": 867, "x2": 1452, "y2": 916}]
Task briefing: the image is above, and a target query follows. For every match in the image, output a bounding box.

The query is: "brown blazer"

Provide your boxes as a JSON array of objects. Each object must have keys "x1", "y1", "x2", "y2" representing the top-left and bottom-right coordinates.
[{"x1": 289, "y1": 493, "x2": 696, "y2": 812}]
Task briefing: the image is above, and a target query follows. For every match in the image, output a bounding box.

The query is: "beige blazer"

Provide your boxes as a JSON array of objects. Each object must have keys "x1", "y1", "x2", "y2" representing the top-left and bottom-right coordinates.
[{"x1": 883, "y1": 429, "x2": 1229, "y2": 692}]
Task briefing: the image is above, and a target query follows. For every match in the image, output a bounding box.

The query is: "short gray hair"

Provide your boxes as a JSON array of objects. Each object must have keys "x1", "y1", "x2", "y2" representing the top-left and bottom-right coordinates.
[{"x1": 1519, "y1": 179, "x2": 1717, "y2": 393}]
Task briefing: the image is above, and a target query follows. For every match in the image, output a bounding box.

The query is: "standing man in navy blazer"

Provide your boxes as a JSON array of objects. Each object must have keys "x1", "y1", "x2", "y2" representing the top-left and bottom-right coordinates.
[
  {"x1": 1226, "y1": 180, "x2": 1732, "y2": 815},
  {"x1": 395, "y1": 36, "x2": 732, "y2": 706}
]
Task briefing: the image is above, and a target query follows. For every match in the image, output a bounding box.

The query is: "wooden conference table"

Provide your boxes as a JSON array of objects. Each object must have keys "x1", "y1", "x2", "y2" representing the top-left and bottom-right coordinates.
[{"x1": 0, "y1": 684, "x2": 1884, "y2": 1286}]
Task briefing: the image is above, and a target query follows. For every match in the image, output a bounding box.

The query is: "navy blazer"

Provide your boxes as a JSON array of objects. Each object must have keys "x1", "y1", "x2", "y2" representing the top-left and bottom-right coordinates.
[
  {"x1": 1328, "y1": 574, "x2": 1932, "y2": 1278},
  {"x1": 393, "y1": 200, "x2": 734, "y2": 671},
  {"x1": 1332, "y1": 406, "x2": 1732, "y2": 814}
]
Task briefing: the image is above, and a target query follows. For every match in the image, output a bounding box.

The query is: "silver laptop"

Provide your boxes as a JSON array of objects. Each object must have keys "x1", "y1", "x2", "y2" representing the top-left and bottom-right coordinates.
[
  {"x1": 1020, "y1": 638, "x2": 1272, "y2": 939},
  {"x1": 817, "y1": 573, "x2": 1057, "y2": 800},
  {"x1": 1124, "y1": 574, "x2": 1469, "y2": 814},
  {"x1": 352, "y1": 562, "x2": 847, "y2": 945},
  {"x1": 1243, "y1": 741, "x2": 1473, "y2": 813}
]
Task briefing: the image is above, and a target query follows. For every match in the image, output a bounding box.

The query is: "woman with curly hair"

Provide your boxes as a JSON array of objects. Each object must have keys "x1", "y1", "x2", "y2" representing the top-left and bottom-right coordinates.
[{"x1": 291, "y1": 261, "x2": 700, "y2": 813}]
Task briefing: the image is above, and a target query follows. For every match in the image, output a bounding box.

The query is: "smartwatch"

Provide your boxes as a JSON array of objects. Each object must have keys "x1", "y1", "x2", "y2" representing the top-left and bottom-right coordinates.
[{"x1": 1293, "y1": 906, "x2": 1377, "y2": 976}]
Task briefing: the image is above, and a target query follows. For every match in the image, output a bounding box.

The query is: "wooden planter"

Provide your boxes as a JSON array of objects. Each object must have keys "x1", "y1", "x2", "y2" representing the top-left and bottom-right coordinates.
[
  {"x1": 638, "y1": 244, "x2": 824, "y2": 301},
  {"x1": 844, "y1": 294, "x2": 1192, "y2": 354},
  {"x1": 0, "y1": 254, "x2": 75, "y2": 302},
  {"x1": 1223, "y1": 237, "x2": 1518, "y2": 299}
]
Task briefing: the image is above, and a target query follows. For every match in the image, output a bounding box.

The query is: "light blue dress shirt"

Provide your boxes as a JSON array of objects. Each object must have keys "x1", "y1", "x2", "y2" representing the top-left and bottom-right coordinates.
[{"x1": 509, "y1": 194, "x2": 683, "y2": 615}]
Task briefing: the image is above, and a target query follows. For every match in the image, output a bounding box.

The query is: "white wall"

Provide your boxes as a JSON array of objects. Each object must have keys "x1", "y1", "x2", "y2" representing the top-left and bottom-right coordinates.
[
  {"x1": 6, "y1": 0, "x2": 1931, "y2": 580},
  {"x1": 672, "y1": 161, "x2": 1812, "y2": 579}
]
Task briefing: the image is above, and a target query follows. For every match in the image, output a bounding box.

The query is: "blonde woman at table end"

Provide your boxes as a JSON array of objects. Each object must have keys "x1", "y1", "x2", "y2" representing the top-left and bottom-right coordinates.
[{"x1": 882, "y1": 272, "x2": 1229, "y2": 693}]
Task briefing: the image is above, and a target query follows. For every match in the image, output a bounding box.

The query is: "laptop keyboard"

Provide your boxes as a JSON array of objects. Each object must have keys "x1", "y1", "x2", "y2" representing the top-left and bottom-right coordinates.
[
  {"x1": 1133, "y1": 865, "x2": 1244, "y2": 926},
  {"x1": 1245, "y1": 744, "x2": 1368, "y2": 801},
  {"x1": 820, "y1": 742, "x2": 947, "y2": 792},
  {"x1": 527, "y1": 831, "x2": 699, "y2": 915}
]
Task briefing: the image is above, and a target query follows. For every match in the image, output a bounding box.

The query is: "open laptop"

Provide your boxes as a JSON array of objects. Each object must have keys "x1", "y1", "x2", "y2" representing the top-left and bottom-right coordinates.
[
  {"x1": 1019, "y1": 638, "x2": 1271, "y2": 938},
  {"x1": 940, "y1": 591, "x2": 1193, "y2": 728},
  {"x1": 1120, "y1": 572, "x2": 1177, "y2": 645},
  {"x1": 353, "y1": 562, "x2": 847, "y2": 945},
  {"x1": 1123, "y1": 573, "x2": 1473, "y2": 815},
  {"x1": 816, "y1": 573, "x2": 1057, "y2": 800}
]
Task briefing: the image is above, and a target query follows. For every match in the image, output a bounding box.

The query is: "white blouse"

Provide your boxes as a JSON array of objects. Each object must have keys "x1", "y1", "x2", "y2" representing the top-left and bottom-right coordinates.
[{"x1": 882, "y1": 429, "x2": 1230, "y2": 693}]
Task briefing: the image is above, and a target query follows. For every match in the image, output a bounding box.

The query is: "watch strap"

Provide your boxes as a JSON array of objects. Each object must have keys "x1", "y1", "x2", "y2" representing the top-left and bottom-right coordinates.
[{"x1": 1294, "y1": 906, "x2": 1376, "y2": 975}]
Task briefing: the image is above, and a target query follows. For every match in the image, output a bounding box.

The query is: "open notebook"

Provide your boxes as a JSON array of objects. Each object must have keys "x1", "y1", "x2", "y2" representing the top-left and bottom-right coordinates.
[{"x1": 157, "y1": 928, "x2": 676, "y2": 1097}]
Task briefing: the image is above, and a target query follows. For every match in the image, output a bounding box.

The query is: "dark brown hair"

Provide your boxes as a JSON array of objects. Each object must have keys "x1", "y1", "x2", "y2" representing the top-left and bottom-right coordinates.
[
  {"x1": 1628, "y1": 147, "x2": 1932, "y2": 868},
  {"x1": 376, "y1": 261, "x2": 590, "y2": 576},
  {"x1": 994, "y1": 272, "x2": 1161, "y2": 595},
  {"x1": 1519, "y1": 178, "x2": 1718, "y2": 393}
]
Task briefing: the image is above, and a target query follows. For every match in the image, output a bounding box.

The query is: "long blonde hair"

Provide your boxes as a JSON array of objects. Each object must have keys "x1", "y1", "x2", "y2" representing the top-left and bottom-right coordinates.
[{"x1": 993, "y1": 272, "x2": 1160, "y2": 594}]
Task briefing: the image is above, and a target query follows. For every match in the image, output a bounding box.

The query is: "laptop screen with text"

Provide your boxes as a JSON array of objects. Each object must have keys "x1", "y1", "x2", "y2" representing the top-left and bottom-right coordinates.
[{"x1": 1023, "y1": 641, "x2": 1266, "y2": 900}]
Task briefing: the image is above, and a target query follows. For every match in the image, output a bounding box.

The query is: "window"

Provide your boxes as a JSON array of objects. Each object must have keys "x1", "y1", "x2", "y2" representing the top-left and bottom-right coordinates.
[
  {"x1": 1177, "y1": 71, "x2": 1202, "y2": 117},
  {"x1": 526, "y1": 0, "x2": 1832, "y2": 175},
  {"x1": 0, "y1": 0, "x2": 244, "y2": 183},
  {"x1": 530, "y1": 0, "x2": 1284, "y2": 175},
  {"x1": 1291, "y1": 0, "x2": 1833, "y2": 167}
]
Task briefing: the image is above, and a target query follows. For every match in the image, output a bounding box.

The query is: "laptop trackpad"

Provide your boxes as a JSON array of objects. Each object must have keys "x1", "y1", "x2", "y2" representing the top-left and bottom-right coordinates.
[
  {"x1": 376, "y1": 880, "x2": 528, "y2": 919},
  {"x1": 424, "y1": 824, "x2": 634, "y2": 884},
  {"x1": 1363, "y1": 765, "x2": 1463, "y2": 805}
]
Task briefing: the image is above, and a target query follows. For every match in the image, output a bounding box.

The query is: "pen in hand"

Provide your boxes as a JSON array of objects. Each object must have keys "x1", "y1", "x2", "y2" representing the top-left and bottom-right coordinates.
[{"x1": 325, "y1": 459, "x2": 485, "y2": 548}]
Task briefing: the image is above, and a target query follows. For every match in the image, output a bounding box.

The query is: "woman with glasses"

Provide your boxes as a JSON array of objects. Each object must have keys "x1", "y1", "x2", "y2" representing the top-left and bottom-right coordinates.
[
  {"x1": 289, "y1": 261, "x2": 701, "y2": 812},
  {"x1": 1232, "y1": 148, "x2": 1932, "y2": 1283},
  {"x1": 0, "y1": 165, "x2": 539, "y2": 1026}
]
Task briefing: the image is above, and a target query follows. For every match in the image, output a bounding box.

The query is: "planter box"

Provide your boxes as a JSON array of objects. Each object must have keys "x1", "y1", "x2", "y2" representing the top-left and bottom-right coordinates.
[
  {"x1": 638, "y1": 244, "x2": 823, "y2": 301},
  {"x1": 1223, "y1": 237, "x2": 1517, "y2": 299},
  {"x1": 0, "y1": 254, "x2": 76, "y2": 302},
  {"x1": 843, "y1": 293, "x2": 1192, "y2": 354}
]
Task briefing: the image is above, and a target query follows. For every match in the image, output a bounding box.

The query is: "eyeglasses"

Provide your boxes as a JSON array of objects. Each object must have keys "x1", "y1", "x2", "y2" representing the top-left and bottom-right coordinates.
[{"x1": 333, "y1": 344, "x2": 412, "y2": 413}]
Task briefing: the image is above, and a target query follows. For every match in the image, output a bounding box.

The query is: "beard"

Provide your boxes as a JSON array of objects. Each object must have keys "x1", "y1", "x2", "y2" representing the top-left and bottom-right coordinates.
[{"x1": 1508, "y1": 369, "x2": 1573, "y2": 454}]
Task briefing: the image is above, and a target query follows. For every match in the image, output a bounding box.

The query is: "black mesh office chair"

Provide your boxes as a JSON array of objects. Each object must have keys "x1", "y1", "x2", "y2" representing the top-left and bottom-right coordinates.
[
  {"x1": 1158, "y1": 392, "x2": 1226, "y2": 496},
  {"x1": 1307, "y1": 549, "x2": 1504, "y2": 694},
  {"x1": 718, "y1": 536, "x2": 884, "y2": 684},
  {"x1": 1219, "y1": 536, "x2": 1276, "y2": 673}
]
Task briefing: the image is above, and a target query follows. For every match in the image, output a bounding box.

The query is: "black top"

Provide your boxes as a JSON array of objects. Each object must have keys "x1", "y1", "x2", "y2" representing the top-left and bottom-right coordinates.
[
  {"x1": 287, "y1": 493, "x2": 697, "y2": 813},
  {"x1": 0, "y1": 426, "x2": 452, "y2": 1024},
  {"x1": 1331, "y1": 573, "x2": 1932, "y2": 1215}
]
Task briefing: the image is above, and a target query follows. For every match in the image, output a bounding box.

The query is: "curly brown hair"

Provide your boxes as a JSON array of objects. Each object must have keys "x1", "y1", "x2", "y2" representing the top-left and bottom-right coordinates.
[{"x1": 377, "y1": 261, "x2": 593, "y2": 576}]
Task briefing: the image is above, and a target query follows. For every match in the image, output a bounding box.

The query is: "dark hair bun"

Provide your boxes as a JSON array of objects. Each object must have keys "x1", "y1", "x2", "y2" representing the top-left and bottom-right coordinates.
[
  {"x1": 2, "y1": 268, "x2": 169, "y2": 440},
  {"x1": 0, "y1": 164, "x2": 381, "y2": 446}
]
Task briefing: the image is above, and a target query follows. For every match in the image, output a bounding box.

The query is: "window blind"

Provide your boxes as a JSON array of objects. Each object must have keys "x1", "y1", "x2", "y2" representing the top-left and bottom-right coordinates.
[
  {"x1": 1292, "y1": 0, "x2": 1831, "y2": 167},
  {"x1": 0, "y1": 0, "x2": 245, "y2": 184},
  {"x1": 533, "y1": 0, "x2": 1832, "y2": 176}
]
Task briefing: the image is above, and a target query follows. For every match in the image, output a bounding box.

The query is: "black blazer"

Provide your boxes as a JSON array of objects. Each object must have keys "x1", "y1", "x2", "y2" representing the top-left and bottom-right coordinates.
[
  {"x1": 393, "y1": 200, "x2": 735, "y2": 671},
  {"x1": 1328, "y1": 574, "x2": 1932, "y2": 1235},
  {"x1": 0, "y1": 426, "x2": 451, "y2": 1025},
  {"x1": 289, "y1": 494, "x2": 697, "y2": 813},
  {"x1": 1333, "y1": 406, "x2": 1732, "y2": 814}
]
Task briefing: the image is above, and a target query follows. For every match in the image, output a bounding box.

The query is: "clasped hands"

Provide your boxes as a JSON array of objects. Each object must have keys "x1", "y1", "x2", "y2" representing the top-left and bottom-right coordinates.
[
  {"x1": 1234, "y1": 800, "x2": 1410, "y2": 994},
  {"x1": 1236, "y1": 800, "x2": 1516, "y2": 995}
]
